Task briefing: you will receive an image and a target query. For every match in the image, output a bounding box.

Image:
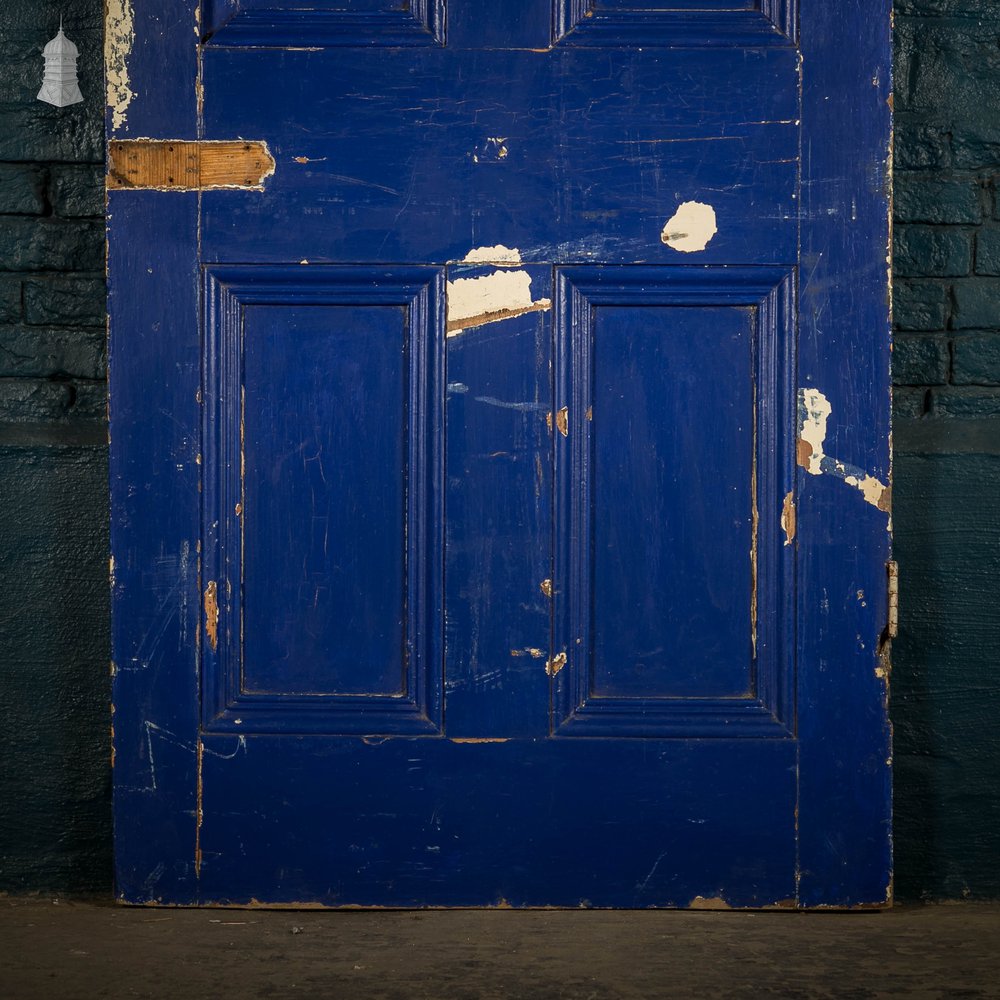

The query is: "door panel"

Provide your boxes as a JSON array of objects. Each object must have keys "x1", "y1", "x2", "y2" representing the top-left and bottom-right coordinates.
[
  {"x1": 109, "y1": 0, "x2": 893, "y2": 907},
  {"x1": 589, "y1": 303, "x2": 754, "y2": 699},
  {"x1": 201, "y1": 266, "x2": 444, "y2": 735},
  {"x1": 203, "y1": 0, "x2": 445, "y2": 46},
  {"x1": 199, "y1": 47, "x2": 798, "y2": 266},
  {"x1": 554, "y1": 0, "x2": 796, "y2": 46},
  {"x1": 553, "y1": 267, "x2": 794, "y2": 738}
]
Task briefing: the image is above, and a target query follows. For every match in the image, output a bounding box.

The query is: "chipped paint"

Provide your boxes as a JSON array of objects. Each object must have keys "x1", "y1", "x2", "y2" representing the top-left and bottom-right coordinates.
[
  {"x1": 450, "y1": 737, "x2": 510, "y2": 743},
  {"x1": 689, "y1": 895, "x2": 732, "y2": 910},
  {"x1": 555, "y1": 406, "x2": 569, "y2": 438},
  {"x1": 540, "y1": 579, "x2": 553, "y2": 598},
  {"x1": 796, "y1": 389, "x2": 891, "y2": 513},
  {"x1": 461, "y1": 244, "x2": 522, "y2": 266},
  {"x1": 510, "y1": 647, "x2": 546, "y2": 658},
  {"x1": 105, "y1": 0, "x2": 135, "y2": 133},
  {"x1": 886, "y1": 560, "x2": 899, "y2": 640},
  {"x1": 446, "y1": 270, "x2": 552, "y2": 335},
  {"x1": 545, "y1": 651, "x2": 567, "y2": 677},
  {"x1": 194, "y1": 739, "x2": 204, "y2": 876},
  {"x1": 204, "y1": 581, "x2": 219, "y2": 652},
  {"x1": 781, "y1": 491, "x2": 796, "y2": 546},
  {"x1": 797, "y1": 388, "x2": 831, "y2": 476},
  {"x1": 661, "y1": 201, "x2": 718, "y2": 253}
]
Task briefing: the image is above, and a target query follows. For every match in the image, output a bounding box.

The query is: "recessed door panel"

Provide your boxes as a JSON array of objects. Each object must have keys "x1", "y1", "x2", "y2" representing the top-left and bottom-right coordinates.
[
  {"x1": 553, "y1": 0, "x2": 796, "y2": 45},
  {"x1": 201, "y1": 265, "x2": 444, "y2": 735},
  {"x1": 203, "y1": 0, "x2": 445, "y2": 46},
  {"x1": 589, "y1": 304, "x2": 754, "y2": 699},
  {"x1": 241, "y1": 303, "x2": 407, "y2": 698},
  {"x1": 554, "y1": 267, "x2": 795, "y2": 738}
]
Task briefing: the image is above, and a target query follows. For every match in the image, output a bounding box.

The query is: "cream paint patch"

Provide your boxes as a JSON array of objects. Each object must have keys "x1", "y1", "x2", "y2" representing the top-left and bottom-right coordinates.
[
  {"x1": 106, "y1": 0, "x2": 135, "y2": 132},
  {"x1": 661, "y1": 201, "x2": 718, "y2": 253},
  {"x1": 446, "y1": 269, "x2": 552, "y2": 335},
  {"x1": 796, "y1": 388, "x2": 891, "y2": 514},
  {"x1": 461, "y1": 245, "x2": 523, "y2": 266},
  {"x1": 798, "y1": 388, "x2": 832, "y2": 476}
]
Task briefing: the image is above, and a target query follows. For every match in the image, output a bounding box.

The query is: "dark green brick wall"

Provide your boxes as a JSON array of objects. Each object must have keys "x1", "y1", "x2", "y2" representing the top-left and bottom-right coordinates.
[
  {"x1": 893, "y1": 0, "x2": 1000, "y2": 899},
  {"x1": 0, "y1": 1, "x2": 110, "y2": 894},
  {"x1": 1, "y1": 0, "x2": 998, "y2": 900}
]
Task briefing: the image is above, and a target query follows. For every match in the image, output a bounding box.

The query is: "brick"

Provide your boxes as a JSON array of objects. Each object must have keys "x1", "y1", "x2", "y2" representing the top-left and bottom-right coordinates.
[
  {"x1": 975, "y1": 228, "x2": 1000, "y2": 275},
  {"x1": 952, "y1": 121, "x2": 1000, "y2": 171},
  {"x1": 931, "y1": 387, "x2": 1000, "y2": 417},
  {"x1": 71, "y1": 381, "x2": 107, "y2": 422},
  {"x1": 23, "y1": 277, "x2": 106, "y2": 327},
  {"x1": 892, "y1": 119, "x2": 952, "y2": 171},
  {"x1": 0, "y1": 279, "x2": 20, "y2": 324},
  {"x1": 893, "y1": 335, "x2": 950, "y2": 385},
  {"x1": 0, "y1": 326, "x2": 106, "y2": 379},
  {"x1": 50, "y1": 165, "x2": 105, "y2": 218},
  {"x1": 952, "y1": 332, "x2": 1000, "y2": 385},
  {"x1": 898, "y1": 22, "x2": 1000, "y2": 117},
  {"x1": 0, "y1": 378, "x2": 71, "y2": 422},
  {"x1": 896, "y1": 1, "x2": 1000, "y2": 15},
  {"x1": 953, "y1": 279, "x2": 1000, "y2": 329},
  {"x1": 3, "y1": 1, "x2": 104, "y2": 33},
  {"x1": 893, "y1": 388, "x2": 930, "y2": 420},
  {"x1": 0, "y1": 218, "x2": 103, "y2": 273},
  {"x1": 894, "y1": 227, "x2": 972, "y2": 278},
  {"x1": 0, "y1": 164, "x2": 47, "y2": 215},
  {"x1": 893, "y1": 281, "x2": 949, "y2": 331},
  {"x1": 894, "y1": 176, "x2": 981, "y2": 224}
]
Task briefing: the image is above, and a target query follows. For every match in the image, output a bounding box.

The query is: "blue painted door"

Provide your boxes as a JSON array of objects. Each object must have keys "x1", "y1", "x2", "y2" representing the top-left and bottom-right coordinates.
[{"x1": 108, "y1": 0, "x2": 893, "y2": 907}]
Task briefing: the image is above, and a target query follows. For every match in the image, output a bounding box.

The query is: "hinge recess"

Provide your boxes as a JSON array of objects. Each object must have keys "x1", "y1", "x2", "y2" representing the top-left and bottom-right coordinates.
[
  {"x1": 107, "y1": 140, "x2": 275, "y2": 191},
  {"x1": 886, "y1": 560, "x2": 899, "y2": 639}
]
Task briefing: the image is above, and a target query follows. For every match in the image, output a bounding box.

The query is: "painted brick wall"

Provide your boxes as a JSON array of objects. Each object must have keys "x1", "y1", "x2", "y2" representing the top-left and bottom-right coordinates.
[
  {"x1": 0, "y1": 0, "x2": 111, "y2": 893},
  {"x1": 892, "y1": 0, "x2": 1000, "y2": 900},
  {"x1": 0, "y1": 0, "x2": 998, "y2": 899}
]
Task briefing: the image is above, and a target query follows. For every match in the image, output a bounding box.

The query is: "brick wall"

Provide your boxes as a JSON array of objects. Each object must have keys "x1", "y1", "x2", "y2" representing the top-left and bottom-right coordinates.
[
  {"x1": 0, "y1": 0, "x2": 998, "y2": 899},
  {"x1": 894, "y1": 0, "x2": 1000, "y2": 416},
  {"x1": 892, "y1": 0, "x2": 1000, "y2": 900},
  {"x1": 0, "y1": 0, "x2": 111, "y2": 893}
]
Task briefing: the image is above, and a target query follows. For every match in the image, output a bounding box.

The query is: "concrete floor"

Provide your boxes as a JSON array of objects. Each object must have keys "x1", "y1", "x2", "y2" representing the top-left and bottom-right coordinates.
[{"x1": 2, "y1": 898, "x2": 999, "y2": 999}]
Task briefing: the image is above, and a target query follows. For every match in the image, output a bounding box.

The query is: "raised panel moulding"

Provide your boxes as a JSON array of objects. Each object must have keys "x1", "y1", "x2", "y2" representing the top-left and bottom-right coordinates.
[
  {"x1": 204, "y1": 0, "x2": 446, "y2": 47},
  {"x1": 552, "y1": 266, "x2": 797, "y2": 739},
  {"x1": 553, "y1": 0, "x2": 797, "y2": 46},
  {"x1": 200, "y1": 265, "x2": 446, "y2": 736}
]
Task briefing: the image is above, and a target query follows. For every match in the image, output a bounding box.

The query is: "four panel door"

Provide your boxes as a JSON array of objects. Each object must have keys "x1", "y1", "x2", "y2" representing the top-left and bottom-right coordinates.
[{"x1": 109, "y1": 0, "x2": 893, "y2": 907}]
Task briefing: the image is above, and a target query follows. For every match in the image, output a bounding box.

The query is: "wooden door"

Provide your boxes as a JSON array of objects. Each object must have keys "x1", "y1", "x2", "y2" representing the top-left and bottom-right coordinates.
[{"x1": 109, "y1": 0, "x2": 893, "y2": 907}]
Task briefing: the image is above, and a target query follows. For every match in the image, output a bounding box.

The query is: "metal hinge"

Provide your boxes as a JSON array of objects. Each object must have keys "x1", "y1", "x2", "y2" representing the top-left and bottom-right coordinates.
[
  {"x1": 107, "y1": 140, "x2": 275, "y2": 191},
  {"x1": 886, "y1": 560, "x2": 899, "y2": 639}
]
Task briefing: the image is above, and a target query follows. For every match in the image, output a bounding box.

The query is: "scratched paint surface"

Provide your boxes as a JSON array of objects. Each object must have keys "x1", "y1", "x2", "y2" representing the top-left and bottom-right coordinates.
[{"x1": 109, "y1": 0, "x2": 892, "y2": 907}]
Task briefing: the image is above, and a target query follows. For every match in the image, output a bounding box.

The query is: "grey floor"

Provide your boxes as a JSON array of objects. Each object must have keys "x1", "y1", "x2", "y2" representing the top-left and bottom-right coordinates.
[{"x1": 3, "y1": 898, "x2": 1000, "y2": 999}]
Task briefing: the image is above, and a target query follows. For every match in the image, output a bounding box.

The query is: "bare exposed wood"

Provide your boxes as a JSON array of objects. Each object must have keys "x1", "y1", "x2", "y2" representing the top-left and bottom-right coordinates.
[{"x1": 107, "y1": 140, "x2": 275, "y2": 191}]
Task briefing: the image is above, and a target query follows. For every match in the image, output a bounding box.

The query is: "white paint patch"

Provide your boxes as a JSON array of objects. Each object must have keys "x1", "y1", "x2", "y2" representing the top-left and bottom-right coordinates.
[
  {"x1": 105, "y1": 0, "x2": 135, "y2": 133},
  {"x1": 838, "y1": 466, "x2": 890, "y2": 510},
  {"x1": 446, "y1": 269, "x2": 551, "y2": 335},
  {"x1": 461, "y1": 244, "x2": 522, "y2": 266},
  {"x1": 798, "y1": 388, "x2": 832, "y2": 476},
  {"x1": 797, "y1": 387, "x2": 890, "y2": 514},
  {"x1": 661, "y1": 201, "x2": 718, "y2": 253}
]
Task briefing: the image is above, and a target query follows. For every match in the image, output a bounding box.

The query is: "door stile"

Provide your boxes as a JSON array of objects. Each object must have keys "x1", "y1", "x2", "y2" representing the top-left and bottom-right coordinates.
[
  {"x1": 108, "y1": 0, "x2": 204, "y2": 903},
  {"x1": 796, "y1": 0, "x2": 894, "y2": 907}
]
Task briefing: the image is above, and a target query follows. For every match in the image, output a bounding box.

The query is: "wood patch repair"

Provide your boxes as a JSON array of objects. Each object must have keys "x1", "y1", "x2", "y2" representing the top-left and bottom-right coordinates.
[{"x1": 107, "y1": 141, "x2": 276, "y2": 191}]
